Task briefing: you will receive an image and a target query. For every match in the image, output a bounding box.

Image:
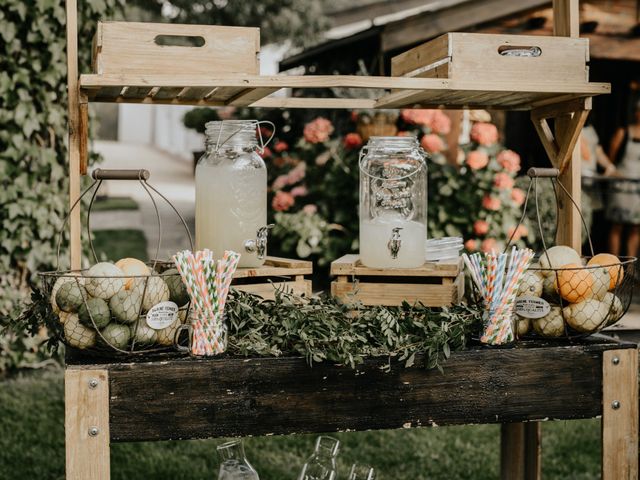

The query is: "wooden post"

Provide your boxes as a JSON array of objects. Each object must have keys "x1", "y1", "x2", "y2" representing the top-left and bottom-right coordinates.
[
  {"x1": 602, "y1": 349, "x2": 638, "y2": 479},
  {"x1": 502, "y1": 2, "x2": 582, "y2": 477},
  {"x1": 553, "y1": 0, "x2": 582, "y2": 252},
  {"x1": 65, "y1": 369, "x2": 111, "y2": 479},
  {"x1": 66, "y1": 0, "x2": 82, "y2": 270}
]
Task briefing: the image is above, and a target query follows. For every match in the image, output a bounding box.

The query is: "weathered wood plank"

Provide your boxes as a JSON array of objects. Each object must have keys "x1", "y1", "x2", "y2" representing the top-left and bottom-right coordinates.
[
  {"x1": 65, "y1": 368, "x2": 110, "y2": 479},
  {"x1": 601, "y1": 349, "x2": 638, "y2": 479},
  {"x1": 101, "y1": 341, "x2": 631, "y2": 442}
]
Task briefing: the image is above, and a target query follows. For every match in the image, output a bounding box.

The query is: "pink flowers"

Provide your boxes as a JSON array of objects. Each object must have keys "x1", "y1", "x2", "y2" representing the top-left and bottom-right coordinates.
[
  {"x1": 464, "y1": 239, "x2": 478, "y2": 251},
  {"x1": 507, "y1": 224, "x2": 529, "y2": 241},
  {"x1": 473, "y1": 220, "x2": 489, "y2": 236},
  {"x1": 303, "y1": 117, "x2": 334, "y2": 144},
  {"x1": 400, "y1": 109, "x2": 451, "y2": 134},
  {"x1": 493, "y1": 172, "x2": 515, "y2": 190},
  {"x1": 430, "y1": 110, "x2": 451, "y2": 135},
  {"x1": 466, "y1": 150, "x2": 489, "y2": 170},
  {"x1": 303, "y1": 204, "x2": 318, "y2": 215},
  {"x1": 290, "y1": 185, "x2": 308, "y2": 197},
  {"x1": 343, "y1": 132, "x2": 363, "y2": 150},
  {"x1": 511, "y1": 188, "x2": 526, "y2": 206},
  {"x1": 420, "y1": 134, "x2": 444, "y2": 154},
  {"x1": 481, "y1": 238, "x2": 497, "y2": 253},
  {"x1": 274, "y1": 141, "x2": 289, "y2": 153},
  {"x1": 271, "y1": 163, "x2": 306, "y2": 191},
  {"x1": 497, "y1": 149, "x2": 521, "y2": 173},
  {"x1": 272, "y1": 191, "x2": 295, "y2": 212},
  {"x1": 482, "y1": 195, "x2": 501, "y2": 211},
  {"x1": 471, "y1": 122, "x2": 499, "y2": 146}
]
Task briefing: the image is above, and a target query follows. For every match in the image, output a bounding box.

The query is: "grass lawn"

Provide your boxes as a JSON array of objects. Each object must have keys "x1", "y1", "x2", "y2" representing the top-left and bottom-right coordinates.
[
  {"x1": 91, "y1": 196, "x2": 139, "y2": 212},
  {"x1": 0, "y1": 370, "x2": 601, "y2": 479},
  {"x1": 92, "y1": 229, "x2": 148, "y2": 262}
]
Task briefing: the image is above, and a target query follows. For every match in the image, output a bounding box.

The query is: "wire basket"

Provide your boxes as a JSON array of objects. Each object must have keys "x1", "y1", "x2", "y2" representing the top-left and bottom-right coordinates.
[
  {"x1": 510, "y1": 168, "x2": 637, "y2": 339},
  {"x1": 38, "y1": 169, "x2": 193, "y2": 355}
]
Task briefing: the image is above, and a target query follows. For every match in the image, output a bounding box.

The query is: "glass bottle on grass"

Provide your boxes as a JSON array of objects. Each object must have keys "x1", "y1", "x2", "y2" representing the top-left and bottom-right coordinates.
[
  {"x1": 196, "y1": 120, "x2": 273, "y2": 268},
  {"x1": 298, "y1": 436, "x2": 340, "y2": 480},
  {"x1": 348, "y1": 463, "x2": 376, "y2": 480},
  {"x1": 359, "y1": 136, "x2": 428, "y2": 268},
  {"x1": 217, "y1": 439, "x2": 259, "y2": 480}
]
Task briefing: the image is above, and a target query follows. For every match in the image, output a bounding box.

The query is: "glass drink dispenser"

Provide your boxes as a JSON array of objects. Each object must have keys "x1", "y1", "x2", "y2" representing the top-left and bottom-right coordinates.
[
  {"x1": 359, "y1": 136, "x2": 428, "y2": 268},
  {"x1": 196, "y1": 120, "x2": 272, "y2": 268}
]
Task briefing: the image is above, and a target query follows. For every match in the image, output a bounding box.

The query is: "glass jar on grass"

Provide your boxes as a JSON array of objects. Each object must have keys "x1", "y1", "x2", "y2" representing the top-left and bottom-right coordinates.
[
  {"x1": 359, "y1": 136, "x2": 428, "y2": 268},
  {"x1": 196, "y1": 120, "x2": 273, "y2": 268},
  {"x1": 298, "y1": 436, "x2": 340, "y2": 480},
  {"x1": 217, "y1": 439, "x2": 259, "y2": 480}
]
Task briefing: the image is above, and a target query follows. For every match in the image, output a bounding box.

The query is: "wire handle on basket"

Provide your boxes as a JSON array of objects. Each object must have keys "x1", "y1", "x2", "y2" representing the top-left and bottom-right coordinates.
[
  {"x1": 504, "y1": 167, "x2": 594, "y2": 257},
  {"x1": 55, "y1": 168, "x2": 194, "y2": 271}
]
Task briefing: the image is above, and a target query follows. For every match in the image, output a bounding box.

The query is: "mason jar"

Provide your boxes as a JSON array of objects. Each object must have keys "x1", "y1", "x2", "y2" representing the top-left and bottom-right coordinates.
[
  {"x1": 359, "y1": 136, "x2": 427, "y2": 268},
  {"x1": 195, "y1": 120, "x2": 271, "y2": 268}
]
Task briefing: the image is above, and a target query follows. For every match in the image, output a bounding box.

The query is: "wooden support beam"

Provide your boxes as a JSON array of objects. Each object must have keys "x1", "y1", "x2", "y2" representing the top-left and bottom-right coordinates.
[
  {"x1": 78, "y1": 92, "x2": 89, "y2": 176},
  {"x1": 66, "y1": 0, "x2": 82, "y2": 270},
  {"x1": 65, "y1": 368, "x2": 110, "y2": 480},
  {"x1": 531, "y1": 98, "x2": 591, "y2": 174},
  {"x1": 502, "y1": 2, "x2": 583, "y2": 476},
  {"x1": 601, "y1": 349, "x2": 638, "y2": 479}
]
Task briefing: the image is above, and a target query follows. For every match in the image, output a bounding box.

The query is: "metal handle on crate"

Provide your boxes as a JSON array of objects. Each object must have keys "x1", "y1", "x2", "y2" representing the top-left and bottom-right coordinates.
[
  {"x1": 91, "y1": 169, "x2": 150, "y2": 181},
  {"x1": 527, "y1": 167, "x2": 560, "y2": 178}
]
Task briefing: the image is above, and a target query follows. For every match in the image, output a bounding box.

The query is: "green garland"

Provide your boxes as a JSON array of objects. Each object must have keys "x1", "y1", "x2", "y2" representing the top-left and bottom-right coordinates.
[
  {"x1": 225, "y1": 289, "x2": 481, "y2": 371},
  {"x1": 5, "y1": 288, "x2": 482, "y2": 372}
]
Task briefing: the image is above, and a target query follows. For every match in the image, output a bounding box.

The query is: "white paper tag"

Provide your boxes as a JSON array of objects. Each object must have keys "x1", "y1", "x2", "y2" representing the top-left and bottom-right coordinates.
[
  {"x1": 146, "y1": 301, "x2": 179, "y2": 330},
  {"x1": 515, "y1": 296, "x2": 551, "y2": 319}
]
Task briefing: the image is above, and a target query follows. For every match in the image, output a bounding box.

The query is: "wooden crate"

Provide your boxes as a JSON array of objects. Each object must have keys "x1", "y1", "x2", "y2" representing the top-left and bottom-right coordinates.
[
  {"x1": 330, "y1": 254, "x2": 464, "y2": 307},
  {"x1": 391, "y1": 33, "x2": 589, "y2": 84},
  {"x1": 92, "y1": 21, "x2": 260, "y2": 77},
  {"x1": 232, "y1": 256, "x2": 312, "y2": 300}
]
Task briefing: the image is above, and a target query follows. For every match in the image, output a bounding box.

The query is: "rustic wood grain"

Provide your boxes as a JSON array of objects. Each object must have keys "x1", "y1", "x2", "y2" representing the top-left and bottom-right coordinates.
[
  {"x1": 65, "y1": 368, "x2": 110, "y2": 479},
  {"x1": 601, "y1": 349, "x2": 638, "y2": 480},
  {"x1": 93, "y1": 22, "x2": 260, "y2": 76},
  {"x1": 99, "y1": 341, "x2": 632, "y2": 442}
]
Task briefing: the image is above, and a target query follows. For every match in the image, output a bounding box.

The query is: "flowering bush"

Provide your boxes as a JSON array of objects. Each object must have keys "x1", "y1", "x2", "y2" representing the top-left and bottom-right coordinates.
[{"x1": 265, "y1": 110, "x2": 527, "y2": 265}]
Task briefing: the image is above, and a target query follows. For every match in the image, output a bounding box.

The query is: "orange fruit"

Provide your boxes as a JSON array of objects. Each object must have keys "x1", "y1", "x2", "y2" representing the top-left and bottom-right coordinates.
[
  {"x1": 587, "y1": 254, "x2": 623, "y2": 290},
  {"x1": 554, "y1": 263, "x2": 595, "y2": 303}
]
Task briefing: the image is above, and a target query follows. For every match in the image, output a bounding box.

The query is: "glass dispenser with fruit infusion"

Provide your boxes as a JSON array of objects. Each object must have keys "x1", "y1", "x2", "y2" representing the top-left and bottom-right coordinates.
[{"x1": 359, "y1": 136, "x2": 428, "y2": 268}]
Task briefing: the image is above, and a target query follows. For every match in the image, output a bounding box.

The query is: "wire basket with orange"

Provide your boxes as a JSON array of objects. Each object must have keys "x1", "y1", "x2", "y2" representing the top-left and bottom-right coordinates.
[{"x1": 510, "y1": 168, "x2": 636, "y2": 339}]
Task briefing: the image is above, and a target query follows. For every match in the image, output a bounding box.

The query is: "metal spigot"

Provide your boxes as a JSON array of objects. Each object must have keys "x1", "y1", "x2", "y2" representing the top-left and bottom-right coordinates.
[
  {"x1": 387, "y1": 227, "x2": 403, "y2": 259},
  {"x1": 244, "y1": 224, "x2": 274, "y2": 259}
]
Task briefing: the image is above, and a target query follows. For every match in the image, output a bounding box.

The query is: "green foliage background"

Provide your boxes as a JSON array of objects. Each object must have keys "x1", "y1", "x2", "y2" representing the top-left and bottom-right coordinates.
[{"x1": 0, "y1": 0, "x2": 124, "y2": 370}]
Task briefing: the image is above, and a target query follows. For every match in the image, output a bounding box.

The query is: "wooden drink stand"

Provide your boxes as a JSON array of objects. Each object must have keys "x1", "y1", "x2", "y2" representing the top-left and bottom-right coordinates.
[{"x1": 63, "y1": 0, "x2": 637, "y2": 477}]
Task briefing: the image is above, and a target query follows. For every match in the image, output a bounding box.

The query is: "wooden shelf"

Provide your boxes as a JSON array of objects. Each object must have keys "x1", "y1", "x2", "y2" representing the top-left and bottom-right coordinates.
[
  {"x1": 66, "y1": 337, "x2": 634, "y2": 442},
  {"x1": 79, "y1": 73, "x2": 610, "y2": 110}
]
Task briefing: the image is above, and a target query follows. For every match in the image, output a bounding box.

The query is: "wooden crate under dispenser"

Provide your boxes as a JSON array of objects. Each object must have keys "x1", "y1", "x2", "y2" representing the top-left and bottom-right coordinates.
[
  {"x1": 232, "y1": 256, "x2": 312, "y2": 300},
  {"x1": 330, "y1": 254, "x2": 464, "y2": 307}
]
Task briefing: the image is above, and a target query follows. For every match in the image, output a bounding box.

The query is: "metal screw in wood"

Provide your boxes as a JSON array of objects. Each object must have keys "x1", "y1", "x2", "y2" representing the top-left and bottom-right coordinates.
[
  {"x1": 88, "y1": 427, "x2": 100, "y2": 437},
  {"x1": 612, "y1": 401, "x2": 621, "y2": 410},
  {"x1": 88, "y1": 379, "x2": 99, "y2": 389},
  {"x1": 612, "y1": 357, "x2": 620, "y2": 365}
]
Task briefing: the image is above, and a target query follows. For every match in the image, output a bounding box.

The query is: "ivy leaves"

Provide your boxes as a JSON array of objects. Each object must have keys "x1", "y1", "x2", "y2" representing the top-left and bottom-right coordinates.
[{"x1": 0, "y1": 0, "x2": 123, "y2": 372}]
